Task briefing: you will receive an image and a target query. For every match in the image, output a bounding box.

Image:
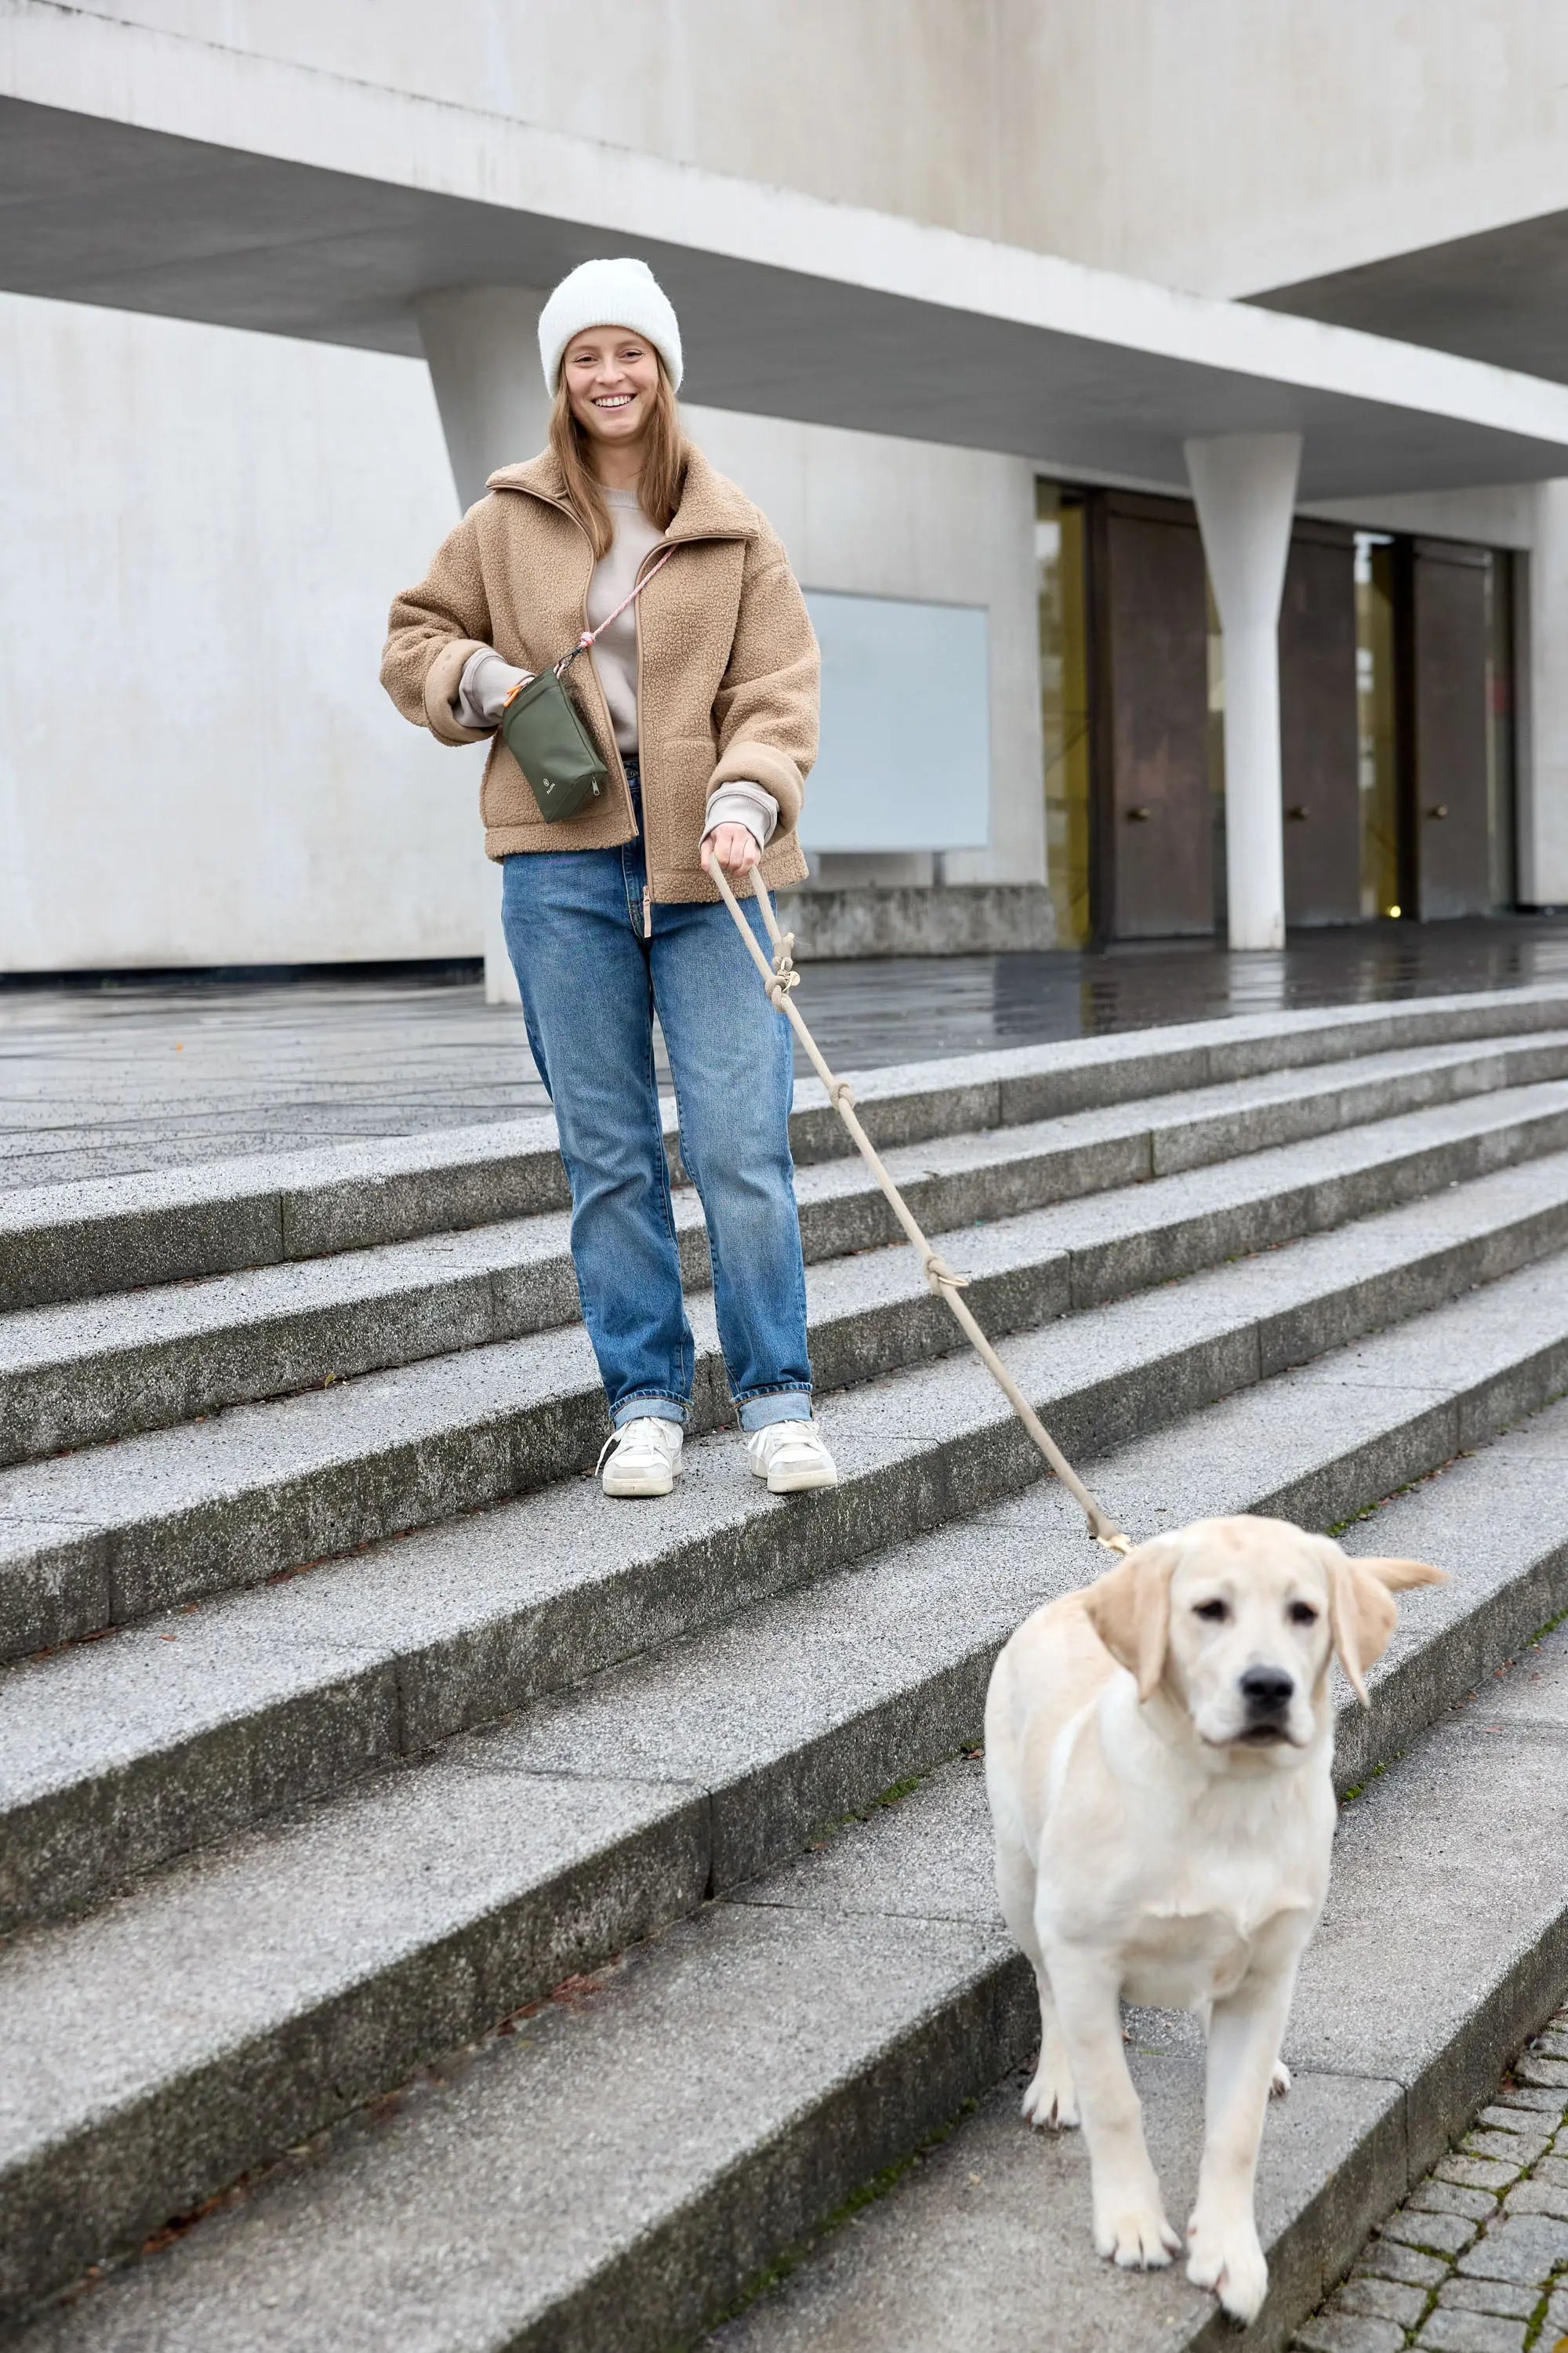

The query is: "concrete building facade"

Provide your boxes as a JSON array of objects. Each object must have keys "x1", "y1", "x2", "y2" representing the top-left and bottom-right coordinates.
[{"x1": 4, "y1": 0, "x2": 1568, "y2": 977}]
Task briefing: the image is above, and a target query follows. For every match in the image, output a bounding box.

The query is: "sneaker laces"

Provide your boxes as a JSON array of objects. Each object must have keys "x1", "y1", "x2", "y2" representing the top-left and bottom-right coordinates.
[
  {"x1": 749, "y1": 1421, "x2": 826, "y2": 1462},
  {"x1": 597, "y1": 1418, "x2": 680, "y2": 1475}
]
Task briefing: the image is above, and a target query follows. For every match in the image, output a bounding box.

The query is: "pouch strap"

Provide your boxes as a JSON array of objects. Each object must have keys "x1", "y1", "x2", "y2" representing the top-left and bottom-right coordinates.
[{"x1": 554, "y1": 544, "x2": 679, "y2": 679}]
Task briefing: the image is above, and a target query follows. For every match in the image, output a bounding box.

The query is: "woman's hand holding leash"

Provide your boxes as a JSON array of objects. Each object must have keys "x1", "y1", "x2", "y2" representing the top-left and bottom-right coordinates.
[{"x1": 701, "y1": 822, "x2": 763, "y2": 879}]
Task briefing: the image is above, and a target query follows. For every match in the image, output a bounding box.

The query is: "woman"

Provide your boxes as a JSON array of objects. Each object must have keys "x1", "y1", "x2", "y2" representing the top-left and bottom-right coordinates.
[{"x1": 381, "y1": 256, "x2": 836, "y2": 1501}]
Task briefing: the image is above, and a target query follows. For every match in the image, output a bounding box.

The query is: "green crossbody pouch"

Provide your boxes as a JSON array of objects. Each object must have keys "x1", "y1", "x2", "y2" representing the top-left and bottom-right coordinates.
[
  {"x1": 497, "y1": 545, "x2": 677, "y2": 826},
  {"x1": 497, "y1": 659, "x2": 608, "y2": 825}
]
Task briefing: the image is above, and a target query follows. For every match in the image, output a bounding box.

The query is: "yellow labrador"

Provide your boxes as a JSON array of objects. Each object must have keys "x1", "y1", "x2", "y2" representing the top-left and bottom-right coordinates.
[{"x1": 985, "y1": 1513, "x2": 1444, "y2": 2323}]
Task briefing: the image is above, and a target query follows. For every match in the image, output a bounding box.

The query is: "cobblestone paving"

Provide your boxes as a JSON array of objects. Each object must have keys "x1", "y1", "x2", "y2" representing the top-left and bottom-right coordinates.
[{"x1": 1294, "y1": 2011, "x2": 1568, "y2": 2353}]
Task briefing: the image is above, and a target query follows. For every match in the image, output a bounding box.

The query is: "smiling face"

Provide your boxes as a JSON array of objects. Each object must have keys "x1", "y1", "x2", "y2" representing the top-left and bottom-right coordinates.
[
  {"x1": 1163, "y1": 1523, "x2": 1333, "y2": 1754},
  {"x1": 561, "y1": 325, "x2": 662, "y2": 459}
]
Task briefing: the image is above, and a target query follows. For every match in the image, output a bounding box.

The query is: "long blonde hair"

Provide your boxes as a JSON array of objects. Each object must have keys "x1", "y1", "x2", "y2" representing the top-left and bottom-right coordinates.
[{"x1": 549, "y1": 357, "x2": 684, "y2": 558}]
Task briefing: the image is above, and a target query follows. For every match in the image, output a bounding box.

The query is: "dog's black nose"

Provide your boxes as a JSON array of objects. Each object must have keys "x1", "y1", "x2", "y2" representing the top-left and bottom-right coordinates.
[{"x1": 1240, "y1": 1666, "x2": 1294, "y2": 1713}]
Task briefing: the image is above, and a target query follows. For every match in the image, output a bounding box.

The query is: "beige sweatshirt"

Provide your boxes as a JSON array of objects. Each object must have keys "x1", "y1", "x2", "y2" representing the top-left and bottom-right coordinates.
[
  {"x1": 589, "y1": 488, "x2": 666, "y2": 754},
  {"x1": 455, "y1": 487, "x2": 778, "y2": 845}
]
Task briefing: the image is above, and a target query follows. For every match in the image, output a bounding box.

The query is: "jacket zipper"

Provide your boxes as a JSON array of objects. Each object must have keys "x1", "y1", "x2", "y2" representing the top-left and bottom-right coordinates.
[
  {"x1": 622, "y1": 528, "x2": 729, "y2": 903},
  {"x1": 632, "y1": 567, "x2": 652, "y2": 894},
  {"x1": 603, "y1": 536, "x2": 673, "y2": 851}
]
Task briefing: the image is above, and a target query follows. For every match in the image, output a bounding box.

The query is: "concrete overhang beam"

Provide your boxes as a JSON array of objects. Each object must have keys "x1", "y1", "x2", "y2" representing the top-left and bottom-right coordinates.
[
  {"x1": 1254, "y1": 209, "x2": 1568, "y2": 388},
  {"x1": 6, "y1": 2, "x2": 1568, "y2": 499}
]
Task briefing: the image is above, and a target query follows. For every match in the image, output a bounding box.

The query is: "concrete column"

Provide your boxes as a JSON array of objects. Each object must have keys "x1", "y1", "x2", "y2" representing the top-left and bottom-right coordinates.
[
  {"x1": 1184, "y1": 433, "x2": 1302, "y2": 951},
  {"x1": 1520, "y1": 479, "x2": 1568, "y2": 909},
  {"x1": 415, "y1": 286, "x2": 550, "y2": 1002}
]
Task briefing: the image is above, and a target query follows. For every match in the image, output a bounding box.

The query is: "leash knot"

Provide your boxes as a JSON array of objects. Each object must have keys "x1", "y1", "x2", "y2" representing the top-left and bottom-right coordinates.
[
  {"x1": 829, "y1": 1078, "x2": 855, "y2": 1110},
  {"x1": 766, "y1": 931, "x2": 800, "y2": 1011},
  {"x1": 921, "y1": 1251, "x2": 971, "y2": 1298}
]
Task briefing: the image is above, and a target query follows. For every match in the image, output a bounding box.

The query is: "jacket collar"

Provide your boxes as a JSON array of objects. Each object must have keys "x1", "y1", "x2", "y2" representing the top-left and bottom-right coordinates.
[{"x1": 485, "y1": 441, "x2": 757, "y2": 543}]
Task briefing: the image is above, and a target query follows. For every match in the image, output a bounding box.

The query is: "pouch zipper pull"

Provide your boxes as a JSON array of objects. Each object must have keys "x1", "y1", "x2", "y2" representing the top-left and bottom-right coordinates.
[{"x1": 641, "y1": 884, "x2": 652, "y2": 941}]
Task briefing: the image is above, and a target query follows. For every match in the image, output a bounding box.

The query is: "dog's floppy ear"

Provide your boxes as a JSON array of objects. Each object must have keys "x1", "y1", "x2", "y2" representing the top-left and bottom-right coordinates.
[
  {"x1": 1323, "y1": 1545, "x2": 1446, "y2": 1708},
  {"x1": 1082, "y1": 1539, "x2": 1179, "y2": 1703}
]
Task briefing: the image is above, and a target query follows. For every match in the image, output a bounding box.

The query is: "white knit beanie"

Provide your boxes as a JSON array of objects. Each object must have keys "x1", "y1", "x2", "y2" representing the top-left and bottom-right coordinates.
[{"x1": 538, "y1": 259, "x2": 684, "y2": 395}]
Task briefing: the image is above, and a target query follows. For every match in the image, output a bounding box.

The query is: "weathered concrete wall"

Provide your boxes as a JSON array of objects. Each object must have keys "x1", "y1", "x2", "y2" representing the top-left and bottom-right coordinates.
[
  {"x1": 1306, "y1": 483, "x2": 1542, "y2": 551},
  {"x1": 998, "y1": 0, "x2": 1568, "y2": 298},
  {"x1": 0, "y1": 292, "x2": 474, "y2": 972},
  {"x1": 0, "y1": 291, "x2": 1040, "y2": 972},
  {"x1": 775, "y1": 885, "x2": 1051, "y2": 959},
  {"x1": 6, "y1": 2, "x2": 1563, "y2": 968},
  {"x1": 57, "y1": 0, "x2": 1568, "y2": 297}
]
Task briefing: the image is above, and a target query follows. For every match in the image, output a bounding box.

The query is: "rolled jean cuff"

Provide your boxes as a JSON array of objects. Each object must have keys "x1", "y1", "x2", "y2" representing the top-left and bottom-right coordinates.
[
  {"x1": 737, "y1": 1389, "x2": 813, "y2": 1433},
  {"x1": 612, "y1": 1394, "x2": 688, "y2": 1429}
]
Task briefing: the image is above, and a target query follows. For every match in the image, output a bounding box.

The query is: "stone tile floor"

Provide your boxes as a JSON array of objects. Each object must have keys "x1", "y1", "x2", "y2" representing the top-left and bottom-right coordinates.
[
  {"x1": 5, "y1": 915, "x2": 1568, "y2": 1191},
  {"x1": 1294, "y1": 2010, "x2": 1568, "y2": 2353}
]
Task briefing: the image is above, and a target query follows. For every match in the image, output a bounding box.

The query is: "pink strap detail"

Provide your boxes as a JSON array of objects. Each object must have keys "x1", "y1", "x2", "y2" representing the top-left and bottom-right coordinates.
[{"x1": 577, "y1": 544, "x2": 678, "y2": 652}]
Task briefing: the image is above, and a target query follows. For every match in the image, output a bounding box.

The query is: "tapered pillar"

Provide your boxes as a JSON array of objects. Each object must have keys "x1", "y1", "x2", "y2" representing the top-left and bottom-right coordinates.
[
  {"x1": 1184, "y1": 433, "x2": 1303, "y2": 951},
  {"x1": 415, "y1": 288, "x2": 550, "y2": 1003}
]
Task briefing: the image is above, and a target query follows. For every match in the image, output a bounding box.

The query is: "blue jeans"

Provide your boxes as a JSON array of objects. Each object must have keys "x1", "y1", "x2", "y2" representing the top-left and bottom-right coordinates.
[{"x1": 501, "y1": 764, "x2": 812, "y2": 1434}]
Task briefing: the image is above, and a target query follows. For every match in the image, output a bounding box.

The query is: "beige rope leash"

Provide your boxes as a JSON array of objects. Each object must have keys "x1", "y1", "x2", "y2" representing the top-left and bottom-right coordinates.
[{"x1": 709, "y1": 861, "x2": 1132, "y2": 1556}]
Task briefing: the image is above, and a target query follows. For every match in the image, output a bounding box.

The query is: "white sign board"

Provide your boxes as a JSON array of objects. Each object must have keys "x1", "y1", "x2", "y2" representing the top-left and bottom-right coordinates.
[{"x1": 797, "y1": 590, "x2": 990, "y2": 854}]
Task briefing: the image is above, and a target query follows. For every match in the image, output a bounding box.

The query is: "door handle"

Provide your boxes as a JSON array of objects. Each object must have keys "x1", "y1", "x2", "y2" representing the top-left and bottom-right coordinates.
[
  {"x1": 1426, "y1": 803, "x2": 1450, "y2": 819},
  {"x1": 1286, "y1": 805, "x2": 1309, "y2": 821},
  {"x1": 1126, "y1": 806, "x2": 1152, "y2": 822}
]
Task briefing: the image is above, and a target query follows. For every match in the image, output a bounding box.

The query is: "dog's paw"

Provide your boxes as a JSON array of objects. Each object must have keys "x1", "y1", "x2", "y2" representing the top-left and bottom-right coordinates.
[
  {"x1": 1186, "y1": 2214, "x2": 1269, "y2": 2323},
  {"x1": 1269, "y1": 2059, "x2": 1292, "y2": 2098},
  {"x1": 1021, "y1": 2057, "x2": 1079, "y2": 2130},
  {"x1": 1094, "y1": 2203, "x2": 1181, "y2": 2269}
]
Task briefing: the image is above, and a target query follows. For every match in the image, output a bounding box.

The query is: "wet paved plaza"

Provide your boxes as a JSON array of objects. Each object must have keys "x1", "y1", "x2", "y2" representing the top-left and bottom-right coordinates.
[{"x1": 4, "y1": 914, "x2": 1568, "y2": 1191}]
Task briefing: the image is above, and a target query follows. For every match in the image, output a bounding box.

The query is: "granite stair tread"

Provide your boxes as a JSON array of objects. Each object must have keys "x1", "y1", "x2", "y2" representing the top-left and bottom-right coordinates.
[
  {"x1": 4, "y1": 1169, "x2": 1568, "y2": 1940},
  {"x1": 1, "y1": 1302, "x2": 1566, "y2": 2327},
  {"x1": 6, "y1": 986, "x2": 1567, "y2": 1313},
  {"x1": 3, "y1": 1092, "x2": 1567, "y2": 1661},
  {"x1": 5, "y1": 995, "x2": 1568, "y2": 2345},
  {"x1": 5, "y1": 1030, "x2": 1566, "y2": 1469},
  {"x1": 16, "y1": 1398, "x2": 1568, "y2": 2353},
  {"x1": 0, "y1": 1244, "x2": 1531, "y2": 1934}
]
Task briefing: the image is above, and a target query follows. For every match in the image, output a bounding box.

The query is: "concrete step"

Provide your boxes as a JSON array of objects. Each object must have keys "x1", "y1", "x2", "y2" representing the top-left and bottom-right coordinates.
[
  {"x1": 0, "y1": 1273, "x2": 1563, "y2": 2320},
  {"x1": 15, "y1": 1395, "x2": 1568, "y2": 2352},
  {"x1": 6, "y1": 1131, "x2": 1568, "y2": 1938},
  {"x1": 8, "y1": 1029, "x2": 1568, "y2": 1466},
  {"x1": 5, "y1": 986, "x2": 1566, "y2": 1312},
  {"x1": 5, "y1": 1085, "x2": 1568, "y2": 1665}
]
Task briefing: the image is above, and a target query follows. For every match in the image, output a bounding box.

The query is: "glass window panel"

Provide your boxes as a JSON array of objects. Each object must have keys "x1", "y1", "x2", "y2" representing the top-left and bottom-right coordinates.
[{"x1": 797, "y1": 590, "x2": 989, "y2": 853}]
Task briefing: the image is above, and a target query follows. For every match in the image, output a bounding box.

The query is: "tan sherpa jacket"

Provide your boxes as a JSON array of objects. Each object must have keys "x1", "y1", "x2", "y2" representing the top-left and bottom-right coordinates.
[{"x1": 379, "y1": 443, "x2": 818, "y2": 901}]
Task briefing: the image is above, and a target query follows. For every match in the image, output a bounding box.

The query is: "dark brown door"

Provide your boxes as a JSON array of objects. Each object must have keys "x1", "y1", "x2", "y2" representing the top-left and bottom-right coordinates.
[
  {"x1": 1089, "y1": 493, "x2": 1213, "y2": 939},
  {"x1": 1407, "y1": 538, "x2": 1491, "y2": 919},
  {"x1": 1279, "y1": 521, "x2": 1359, "y2": 926}
]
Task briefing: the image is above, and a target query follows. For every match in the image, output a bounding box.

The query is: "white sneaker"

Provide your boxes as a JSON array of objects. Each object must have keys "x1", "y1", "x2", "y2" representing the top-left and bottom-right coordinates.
[
  {"x1": 745, "y1": 1418, "x2": 838, "y2": 1494},
  {"x1": 597, "y1": 1416, "x2": 684, "y2": 1498}
]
